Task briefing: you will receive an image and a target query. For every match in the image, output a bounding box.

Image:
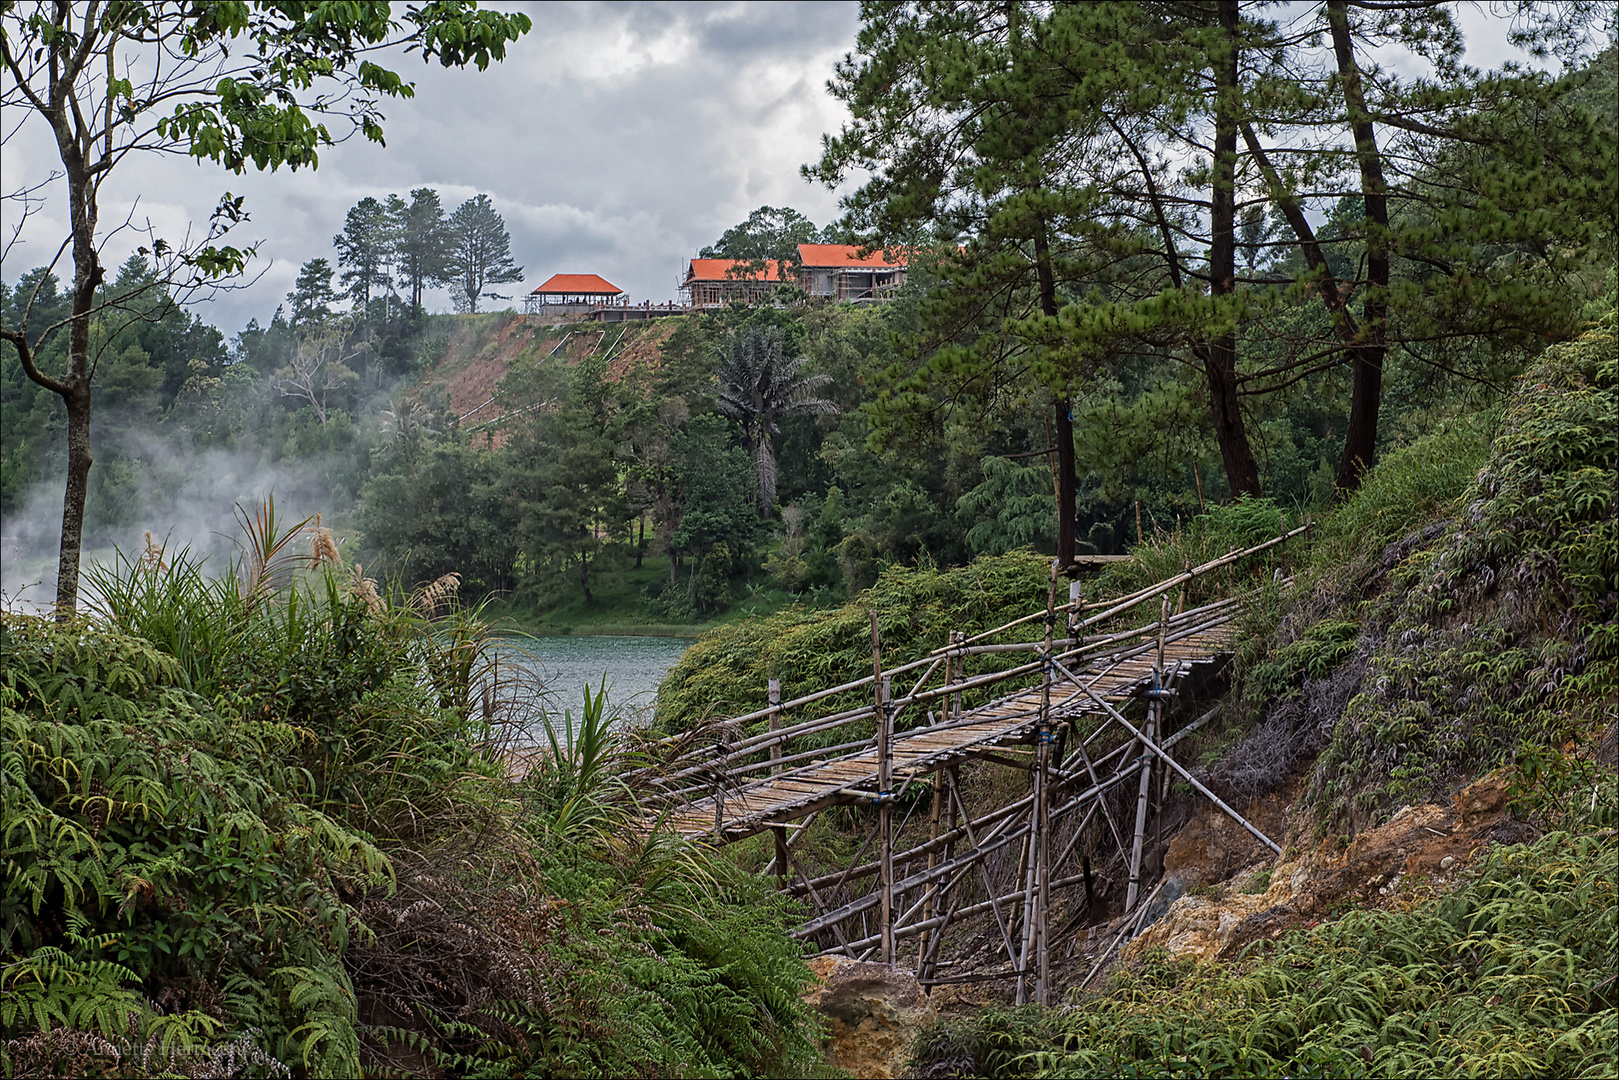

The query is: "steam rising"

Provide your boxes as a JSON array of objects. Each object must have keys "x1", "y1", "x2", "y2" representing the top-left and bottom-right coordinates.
[{"x1": 1, "y1": 437, "x2": 343, "y2": 613}]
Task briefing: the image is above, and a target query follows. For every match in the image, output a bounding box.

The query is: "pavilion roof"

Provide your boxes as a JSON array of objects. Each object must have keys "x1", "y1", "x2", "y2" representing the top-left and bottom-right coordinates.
[{"x1": 531, "y1": 273, "x2": 622, "y2": 295}]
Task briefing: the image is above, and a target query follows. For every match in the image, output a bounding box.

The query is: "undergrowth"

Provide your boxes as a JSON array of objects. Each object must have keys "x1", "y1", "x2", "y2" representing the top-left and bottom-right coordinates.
[
  {"x1": 909, "y1": 826, "x2": 1617, "y2": 1079},
  {"x1": 2, "y1": 505, "x2": 824, "y2": 1078},
  {"x1": 1307, "y1": 320, "x2": 1617, "y2": 829},
  {"x1": 1105, "y1": 319, "x2": 1616, "y2": 830},
  {"x1": 655, "y1": 549, "x2": 1054, "y2": 739}
]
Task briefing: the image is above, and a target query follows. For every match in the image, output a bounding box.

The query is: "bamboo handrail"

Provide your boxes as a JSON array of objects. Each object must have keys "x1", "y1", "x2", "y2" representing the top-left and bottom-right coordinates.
[
  {"x1": 660, "y1": 605, "x2": 1237, "y2": 791},
  {"x1": 929, "y1": 523, "x2": 1305, "y2": 655}
]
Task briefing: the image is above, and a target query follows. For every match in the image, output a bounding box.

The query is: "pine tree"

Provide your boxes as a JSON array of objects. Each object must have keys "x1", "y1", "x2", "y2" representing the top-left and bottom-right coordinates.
[
  {"x1": 447, "y1": 195, "x2": 524, "y2": 314},
  {"x1": 391, "y1": 188, "x2": 456, "y2": 311},
  {"x1": 286, "y1": 258, "x2": 338, "y2": 329},
  {"x1": 332, "y1": 196, "x2": 394, "y2": 308}
]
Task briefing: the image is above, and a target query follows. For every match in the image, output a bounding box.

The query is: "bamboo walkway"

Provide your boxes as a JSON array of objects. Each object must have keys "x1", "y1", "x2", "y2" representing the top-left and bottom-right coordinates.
[
  {"x1": 660, "y1": 623, "x2": 1234, "y2": 841},
  {"x1": 639, "y1": 525, "x2": 1308, "y2": 1004}
]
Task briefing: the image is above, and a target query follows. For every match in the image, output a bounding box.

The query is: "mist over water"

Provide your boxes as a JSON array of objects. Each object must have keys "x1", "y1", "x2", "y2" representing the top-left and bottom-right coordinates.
[{"x1": 1, "y1": 439, "x2": 343, "y2": 613}]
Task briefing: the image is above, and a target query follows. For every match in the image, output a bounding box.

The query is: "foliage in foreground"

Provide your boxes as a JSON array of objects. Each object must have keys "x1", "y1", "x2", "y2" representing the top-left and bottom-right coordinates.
[
  {"x1": 911, "y1": 826, "x2": 1618, "y2": 1079},
  {"x1": 1, "y1": 527, "x2": 824, "y2": 1078}
]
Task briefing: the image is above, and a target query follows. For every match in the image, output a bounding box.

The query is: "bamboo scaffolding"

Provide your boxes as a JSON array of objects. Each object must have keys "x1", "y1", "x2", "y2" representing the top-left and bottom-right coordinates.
[
  {"x1": 646, "y1": 532, "x2": 1297, "y2": 980},
  {"x1": 1071, "y1": 678, "x2": 1280, "y2": 854}
]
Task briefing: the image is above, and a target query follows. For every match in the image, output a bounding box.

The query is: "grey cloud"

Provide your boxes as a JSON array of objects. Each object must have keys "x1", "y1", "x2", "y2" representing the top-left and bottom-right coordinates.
[{"x1": 3, "y1": 2, "x2": 861, "y2": 332}]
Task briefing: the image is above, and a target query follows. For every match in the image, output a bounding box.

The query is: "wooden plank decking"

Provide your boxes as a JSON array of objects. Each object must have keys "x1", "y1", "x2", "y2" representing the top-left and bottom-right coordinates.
[{"x1": 659, "y1": 623, "x2": 1235, "y2": 841}]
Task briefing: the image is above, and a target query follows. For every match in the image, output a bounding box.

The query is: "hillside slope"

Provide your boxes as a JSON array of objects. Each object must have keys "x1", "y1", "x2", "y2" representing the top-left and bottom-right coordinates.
[{"x1": 904, "y1": 318, "x2": 1617, "y2": 1078}]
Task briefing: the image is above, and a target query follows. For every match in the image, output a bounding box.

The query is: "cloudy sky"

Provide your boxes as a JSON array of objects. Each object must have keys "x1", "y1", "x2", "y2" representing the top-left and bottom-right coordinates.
[
  {"x1": 1, "y1": 2, "x2": 1570, "y2": 337},
  {"x1": 3, "y1": 1, "x2": 862, "y2": 332}
]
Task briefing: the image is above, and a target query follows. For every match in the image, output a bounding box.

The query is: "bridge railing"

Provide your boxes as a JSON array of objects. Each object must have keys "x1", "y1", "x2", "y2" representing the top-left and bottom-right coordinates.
[{"x1": 638, "y1": 523, "x2": 1310, "y2": 801}]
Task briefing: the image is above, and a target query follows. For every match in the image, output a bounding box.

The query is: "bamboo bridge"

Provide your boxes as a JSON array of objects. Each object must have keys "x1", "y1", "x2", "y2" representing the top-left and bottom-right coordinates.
[{"x1": 642, "y1": 526, "x2": 1309, "y2": 1005}]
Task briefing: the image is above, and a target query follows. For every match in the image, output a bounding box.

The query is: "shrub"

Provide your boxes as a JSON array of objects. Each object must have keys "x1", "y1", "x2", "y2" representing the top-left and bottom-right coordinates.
[{"x1": 908, "y1": 829, "x2": 1618, "y2": 1079}]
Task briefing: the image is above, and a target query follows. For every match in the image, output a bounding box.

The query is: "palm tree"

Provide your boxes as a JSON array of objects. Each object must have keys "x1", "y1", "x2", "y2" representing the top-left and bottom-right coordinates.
[{"x1": 716, "y1": 326, "x2": 838, "y2": 516}]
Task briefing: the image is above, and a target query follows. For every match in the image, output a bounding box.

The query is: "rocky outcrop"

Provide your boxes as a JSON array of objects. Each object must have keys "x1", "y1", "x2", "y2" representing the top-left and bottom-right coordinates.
[
  {"x1": 1124, "y1": 773, "x2": 1535, "y2": 964},
  {"x1": 803, "y1": 958, "x2": 937, "y2": 1079}
]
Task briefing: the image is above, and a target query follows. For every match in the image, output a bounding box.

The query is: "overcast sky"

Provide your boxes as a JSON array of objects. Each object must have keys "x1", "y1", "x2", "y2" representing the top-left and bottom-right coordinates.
[
  {"x1": 3, "y1": 1, "x2": 862, "y2": 333},
  {"x1": 1, "y1": 1, "x2": 1571, "y2": 337}
]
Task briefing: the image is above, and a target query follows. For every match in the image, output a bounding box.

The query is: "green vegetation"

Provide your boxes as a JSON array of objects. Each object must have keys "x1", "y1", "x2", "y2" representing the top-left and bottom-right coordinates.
[
  {"x1": 899, "y1": 317, "x2": 1618, "y2": 1080},
  {"x1": 656, "y1": 549, "x2": 1053, "y2": 734},
  {"x1": 1, "y1": 512, "x2": 824, "y2": 1078},
  {"x1": 908, "y1": 828, "x2": 1617, "y2": 1079},
  {"x1": 5, "y1": 7, "x2": 1616, "y2": 1078}
]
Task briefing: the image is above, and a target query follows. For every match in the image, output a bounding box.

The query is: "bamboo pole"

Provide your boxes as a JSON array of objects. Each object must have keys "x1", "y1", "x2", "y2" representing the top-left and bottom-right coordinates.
[
  {"x1": 1124, "y1": 701, "x2": 1155, "y2": 911},
  {"x1": 955, "y1": 783, "x2": 1022, "y2": 967},
  {"x1": 1073, "y1": 682, "x2": 1280, "y2": 854},
  {"x1": 1078, "y1": 878, "x2": 1167, "y2": 990},
  {"x1": 1127, "y1": 595, "x2": 1173, "y2": 910},
  {"x1": 872, "y1": 612, "x2": 895, "y2": 965},
  {"x1": 824, "y1": 867, "x2": 1102, "y2": 955},
  {"x1": 769, "y1": 678, "x2": 788, "y2": 887}
]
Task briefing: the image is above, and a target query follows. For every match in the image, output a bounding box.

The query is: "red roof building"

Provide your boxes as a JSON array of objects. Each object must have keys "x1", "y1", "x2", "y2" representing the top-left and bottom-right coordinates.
[
  {"x1": 680, "y1": 245, "x2": 911, "y2": 309},
  {"x1": 525, "y1": 273, "x2": 627, "y2": 315}
]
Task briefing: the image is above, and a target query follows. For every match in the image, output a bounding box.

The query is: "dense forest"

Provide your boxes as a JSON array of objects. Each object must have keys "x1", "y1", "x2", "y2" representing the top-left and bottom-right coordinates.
[{"x1": 3, "y1": 3, "x2": 1616, "y2": 1078}]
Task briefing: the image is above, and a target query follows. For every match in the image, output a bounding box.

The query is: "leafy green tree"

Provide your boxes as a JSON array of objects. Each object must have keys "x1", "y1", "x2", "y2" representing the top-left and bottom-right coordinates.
[
  {"x1": 358, "y1": 440, "x2": 520, "y2": 598},
  {"x1": 1241, "y1": 2, "x2": 1616, "y2": 492},
  {"x1": 957, "y1": 456, "x2": 1057, "y2": 556},
  {"x1": 716, "y1": 325, "x2": 838, "y2": 516},
  {"x1": 447, "y1": 194, "x2": 523, "y2": 313},
  {"x1": 813, "y1": 1, "x2": 1270, "y2": 525},
  {"x1": 670, "y1": 413, "x2": 762, "y2": 572},
  {"x1": 700, "y1": 205, "x2": 834, "y2": 281},
  {"x1": 514, "y1": 357, "x2": 625, "y2": 606},
  {"x1": 0, "y1": 1, "x2": 531, "y2": 617},
  {"x1": 332, "y1": 196, "x2": 395, "y2": 309}
]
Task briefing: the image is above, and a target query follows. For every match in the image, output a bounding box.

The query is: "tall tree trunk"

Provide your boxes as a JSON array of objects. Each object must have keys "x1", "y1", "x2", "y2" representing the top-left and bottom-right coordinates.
[
  {"x1": 1206, "y1": 0, "x2": 1262, "y2": 499},
  {"x1": 753, "y1": 425, "x2": 776, "y2": 517},
  {"x1": 37, "y1": 72, "x2": 105, "y2": 620},
  {"x1": 1327, "y1": 0, "x2": 1389, "y2": 496},
  {"x1": 1031, "y1": 223, "x2": 1077, "y2": 566}
]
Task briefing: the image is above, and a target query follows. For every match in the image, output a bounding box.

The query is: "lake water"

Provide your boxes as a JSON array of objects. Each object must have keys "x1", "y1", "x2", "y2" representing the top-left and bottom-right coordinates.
[{"x1": 491, "y1": 634, "x2": 692, "y2": 723}]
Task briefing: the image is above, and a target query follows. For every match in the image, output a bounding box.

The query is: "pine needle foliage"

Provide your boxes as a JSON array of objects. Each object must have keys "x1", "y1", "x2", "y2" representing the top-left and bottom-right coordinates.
[{"x1": 910, "y1": 828, "x2": 1618, "y2": 1079}]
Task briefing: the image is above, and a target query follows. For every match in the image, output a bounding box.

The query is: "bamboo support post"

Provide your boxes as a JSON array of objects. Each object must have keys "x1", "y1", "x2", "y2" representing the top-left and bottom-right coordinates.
[
  {"x1": 1075, "y1": 683, "x2": 1281, "y2": 854},
  {"x1": 769, "y1": 678, "x2": 788, "y2": 887},
  {"x1": 872, "y1": 611, "x2": 895, "y2": 965}
]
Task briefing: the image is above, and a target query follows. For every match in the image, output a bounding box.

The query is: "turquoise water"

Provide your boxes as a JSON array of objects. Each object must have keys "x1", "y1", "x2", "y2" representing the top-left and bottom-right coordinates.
[{"x1": 491, "y1": 634, "x2": 692, "y2": 722}]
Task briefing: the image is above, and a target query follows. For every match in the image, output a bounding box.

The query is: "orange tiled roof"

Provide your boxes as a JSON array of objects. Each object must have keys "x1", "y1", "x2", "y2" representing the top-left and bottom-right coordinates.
[
  {"x1": 795, "y1": 244, "x2": 910, "y2": 268},
  {"x1": 531, "y1": 273, "x2": 622, "y2": 295},
  {"x1": 684, "y1": 258, "x2": 788, "y2": 282}
]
